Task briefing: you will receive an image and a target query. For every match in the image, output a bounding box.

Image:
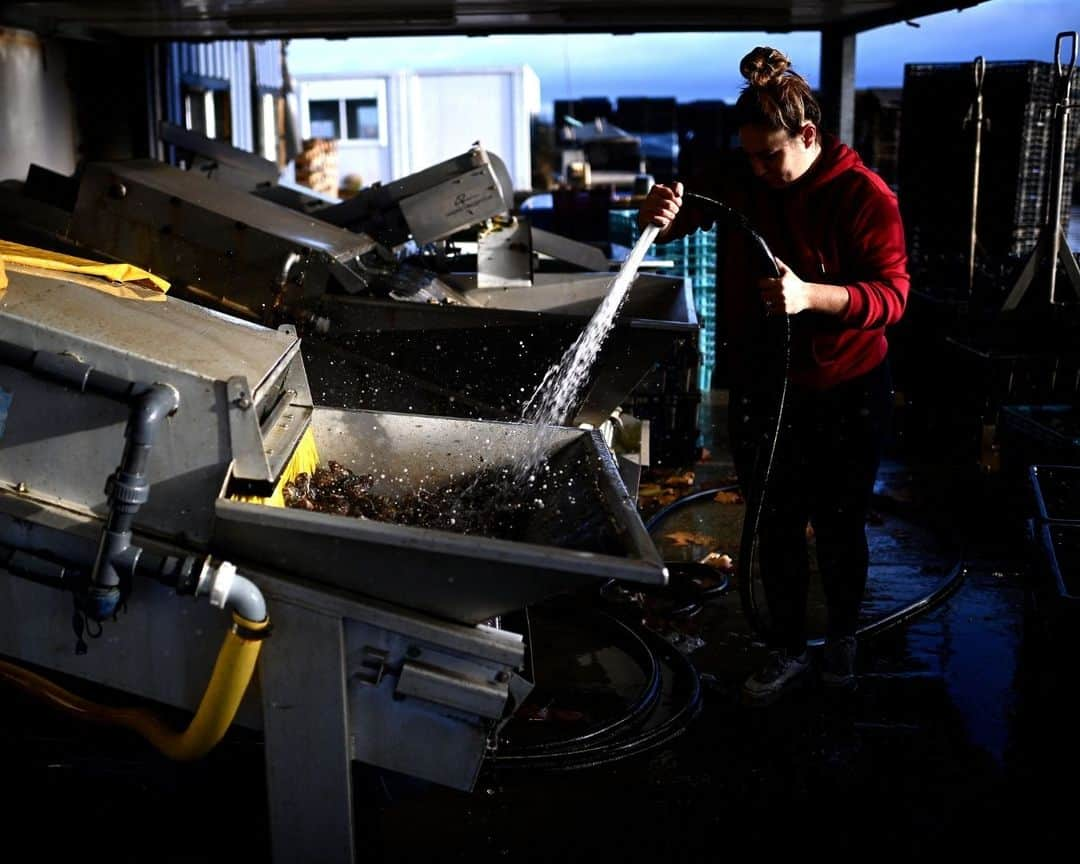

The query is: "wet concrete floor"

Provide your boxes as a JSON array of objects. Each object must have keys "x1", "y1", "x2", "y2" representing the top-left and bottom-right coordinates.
[{"x1": 2, "y1": 391, "x2": 1074, "y2": 861}]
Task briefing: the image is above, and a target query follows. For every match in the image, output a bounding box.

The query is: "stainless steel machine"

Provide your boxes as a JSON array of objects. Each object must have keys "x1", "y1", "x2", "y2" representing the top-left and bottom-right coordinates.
[
  {"x1": 0, "y1": 264, "x2": 667, "y2": 862},
  {"x1": 0, "y1": 145, "x2": 510, "y2": 317},
  {"x1": 157, "y1": 126, "x2": 517, "y2": 247},
  {"x1": 302, "y1": 269, "x2": 697, "y2": 429},
  {"x1": 0, "y1": 147, "x2": 698, "y2": 434}
]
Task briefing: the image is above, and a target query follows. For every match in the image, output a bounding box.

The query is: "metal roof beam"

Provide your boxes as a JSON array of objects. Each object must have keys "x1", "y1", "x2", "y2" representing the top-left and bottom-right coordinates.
[
  {"x1": 0, "y1": 1, "x2": 989, "y2": 41},
  {"x1": 829, "y1": 0, "x2": 986, "y2": 37}
]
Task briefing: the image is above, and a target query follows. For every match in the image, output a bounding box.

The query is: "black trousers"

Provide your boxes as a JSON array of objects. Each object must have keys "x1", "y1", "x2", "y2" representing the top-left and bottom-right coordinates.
[{"x1": 730, "y1": 360, "x2": 893, "y2": 655}]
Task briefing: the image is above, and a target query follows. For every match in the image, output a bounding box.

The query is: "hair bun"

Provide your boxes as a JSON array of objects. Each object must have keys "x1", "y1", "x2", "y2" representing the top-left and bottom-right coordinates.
[{"x1": 740, "y1": 47, "x2": 792, "y2": 87}]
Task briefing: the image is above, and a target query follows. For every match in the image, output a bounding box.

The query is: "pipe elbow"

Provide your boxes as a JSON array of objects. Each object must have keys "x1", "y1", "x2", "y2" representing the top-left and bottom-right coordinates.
[
  {"x1": 197, "y1": 558, "x2": 268, "y2": 624},
  {"x1": 130, "y1": 383, "x2": 180, "y2": 445}
]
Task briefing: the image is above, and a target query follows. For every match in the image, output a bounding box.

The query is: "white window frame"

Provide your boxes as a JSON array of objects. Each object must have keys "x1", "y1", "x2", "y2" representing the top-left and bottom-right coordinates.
[
  {"x1": 300, "y1": 78, "x2": 388, "y2": 147},
  {"x1": 184, "y1": 88, "x2": 217, "y2": 139},
  {"x1": 259, "y1": 92, "x2": 277, "y2": 162}
]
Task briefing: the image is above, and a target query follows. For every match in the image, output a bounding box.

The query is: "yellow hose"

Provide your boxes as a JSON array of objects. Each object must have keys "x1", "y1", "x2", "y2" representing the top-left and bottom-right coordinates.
[{"x1": 0, "y1": 611, "x2": 269, "y2": 761}]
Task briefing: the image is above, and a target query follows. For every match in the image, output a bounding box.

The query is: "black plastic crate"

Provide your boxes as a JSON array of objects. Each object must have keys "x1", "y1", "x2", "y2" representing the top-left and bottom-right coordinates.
[
  {"x1": 900, "y1": 60, "x2": 1080, "y2": 265},
  {"x1": 628, "y1": 396, "x2": 701, "y2": 468},
  {"x1": 999, "y1": 404, "x2": 1080, "y2": 469},
  {"x1": 615, "y1": 97, "x2": 677, "y2": 134},
  {"x1": 1029, "y1": 464, "x2": 1080, "y2": 523},
  {"x1": 945, "y1": 340, "x2": 1080, "y2": 416},
  {"x1": 626, "y1": 340, "x2": 701, "y2": 468}
]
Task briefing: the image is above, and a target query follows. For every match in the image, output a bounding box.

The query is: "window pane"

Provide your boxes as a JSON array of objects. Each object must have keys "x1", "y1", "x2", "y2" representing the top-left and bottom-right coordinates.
[
  {"x1": 212, "y1": 89, "x2": 231, "y2": 142},
  {"x1": 345, "y1": 98, "x2": 379, "y2": 140},
  {"x1": 183, "y1": 87, "x2": 208, "y2": 135},
  {"x1": 309, "y1": 100, "x2": 341, "y2": 139}
]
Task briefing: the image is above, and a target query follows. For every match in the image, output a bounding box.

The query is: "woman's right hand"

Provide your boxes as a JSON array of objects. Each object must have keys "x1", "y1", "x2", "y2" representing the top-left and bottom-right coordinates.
[{"x1": 638, "y1": 181, "x2": 684, "y2": 232}]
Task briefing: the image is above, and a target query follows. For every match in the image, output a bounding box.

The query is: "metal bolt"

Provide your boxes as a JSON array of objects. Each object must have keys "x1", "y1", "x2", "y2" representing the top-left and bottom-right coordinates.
[
  {"x1": 107, "y1": 182, "x2": 127, "y2": 200},
  {"x1": 236, "y1": 395, "x2": 252, "y2": 410},
  {"x1": 15, "y1": 482, "x2": 28, "y2": 493},
  {"x1": 494, "y1": 670, "x2": 510, "y2": 683}
]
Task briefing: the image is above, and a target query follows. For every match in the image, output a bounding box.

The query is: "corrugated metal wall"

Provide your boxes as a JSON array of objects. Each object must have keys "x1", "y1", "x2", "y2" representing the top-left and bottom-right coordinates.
[
  {"x1": 166, "y1": 40, "x2": 282, "y2": 154},
  {"x1": 253, "y1": 41, "x2": 284, "y2": 92}
]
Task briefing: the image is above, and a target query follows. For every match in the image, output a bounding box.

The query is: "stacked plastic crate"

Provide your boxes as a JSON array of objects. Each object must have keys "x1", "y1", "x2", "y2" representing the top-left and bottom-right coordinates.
[
  {"x1": 896, "y1": 61, "x2": 1080, "y2": 467},
  {"x1": 608, "y1": 209, "x2": 716, "y2": 467},
  {"x1": 687, "y1": 230, "x2": 717, "y2": 391},
  {"x1": 609, "y1": 209, "x2": 717, "y2": 391},
  {"x1": 899, "y1": 61, "x2": 1080, "y2": 301}
]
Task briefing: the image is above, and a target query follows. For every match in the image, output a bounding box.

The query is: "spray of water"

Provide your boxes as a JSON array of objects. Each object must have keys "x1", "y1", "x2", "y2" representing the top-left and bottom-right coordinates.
[
  {"x1": 304, "y1": 226, "x2": 661, "y2": 534},
  {"x1": 513, "y1": 224, "x2": 661, "y2": 479}
]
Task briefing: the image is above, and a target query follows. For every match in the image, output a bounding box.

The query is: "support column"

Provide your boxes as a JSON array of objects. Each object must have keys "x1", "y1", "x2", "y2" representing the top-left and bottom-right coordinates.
[
  {"x1": 820, "y1": 28, "x2": 856, "y2": 145},
  {"x1": 260, "y1": 598, "x2": 356, "y2": 864}
]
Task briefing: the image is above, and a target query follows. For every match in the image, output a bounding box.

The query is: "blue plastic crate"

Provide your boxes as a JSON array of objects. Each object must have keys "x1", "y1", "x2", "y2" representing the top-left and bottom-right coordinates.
[
  {"x1": 610, "y1": 210, "x2": 718, "y2": 389},
  {"x1": 697, "y1": 363, "x2": 714, "y2": 393}
]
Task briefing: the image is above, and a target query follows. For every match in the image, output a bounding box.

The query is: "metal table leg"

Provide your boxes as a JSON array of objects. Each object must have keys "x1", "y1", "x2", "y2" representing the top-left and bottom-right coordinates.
[{"x1": 260, "y1": 597, "x2": 355, "y2": 864}]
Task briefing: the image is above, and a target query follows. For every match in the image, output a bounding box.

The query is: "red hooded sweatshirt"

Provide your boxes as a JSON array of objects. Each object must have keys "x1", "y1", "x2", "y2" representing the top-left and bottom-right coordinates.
[{"x1": 662, "y1": 135, "x2": 909, "y2": 391}]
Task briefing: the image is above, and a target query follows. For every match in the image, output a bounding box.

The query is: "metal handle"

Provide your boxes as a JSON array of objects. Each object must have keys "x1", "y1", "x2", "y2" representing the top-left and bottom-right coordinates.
[{"x1": 1055, "y1": 31, "x2": 1077, "y2": 80}]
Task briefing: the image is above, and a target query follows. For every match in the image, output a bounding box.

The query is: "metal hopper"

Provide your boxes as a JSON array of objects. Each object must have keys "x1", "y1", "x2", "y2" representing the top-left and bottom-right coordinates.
[{"x1": 215, "y1": 407, "x2": 666, "y2": 624}]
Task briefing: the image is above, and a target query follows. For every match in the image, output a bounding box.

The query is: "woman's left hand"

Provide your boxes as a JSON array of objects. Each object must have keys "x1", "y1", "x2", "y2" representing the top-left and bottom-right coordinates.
[{"x1": 759, "y1": 257, "x2": 812, "y2": 316}]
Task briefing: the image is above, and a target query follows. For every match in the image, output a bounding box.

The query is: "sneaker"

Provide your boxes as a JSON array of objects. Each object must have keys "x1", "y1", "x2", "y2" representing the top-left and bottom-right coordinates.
[
  {"x1": 821, "y1": 636, "x2": 857, "y2": 690},
  {"x1": 742, "y1": 650, "x2": 811, "y2": 705}
]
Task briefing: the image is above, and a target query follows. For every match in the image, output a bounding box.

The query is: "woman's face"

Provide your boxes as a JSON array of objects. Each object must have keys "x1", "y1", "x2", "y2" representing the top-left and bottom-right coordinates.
[{"x1": 738, "y1": 122, "x2": 819, "y2": 188}]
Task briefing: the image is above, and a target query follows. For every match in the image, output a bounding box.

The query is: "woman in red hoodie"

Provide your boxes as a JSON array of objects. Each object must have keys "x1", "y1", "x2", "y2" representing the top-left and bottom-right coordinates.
[{"x1": 640, "y1": 46, "x2": 909, "y2": 705}]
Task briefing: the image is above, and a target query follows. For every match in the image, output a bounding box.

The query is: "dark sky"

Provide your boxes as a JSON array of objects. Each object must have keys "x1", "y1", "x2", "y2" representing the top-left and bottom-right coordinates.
[{"x1": 289, "y1": 0, "x2": 1077, "y2": 116}]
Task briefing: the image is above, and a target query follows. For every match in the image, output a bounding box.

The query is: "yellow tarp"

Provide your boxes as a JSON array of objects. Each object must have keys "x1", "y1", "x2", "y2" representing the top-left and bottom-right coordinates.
[{"x1": 0, "y1": 240, "x2": 170, "y2": 298}]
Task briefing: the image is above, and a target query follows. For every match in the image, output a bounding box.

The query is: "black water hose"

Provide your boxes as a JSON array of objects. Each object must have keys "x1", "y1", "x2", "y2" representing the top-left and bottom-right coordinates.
[
  {"x1": 0, "y1": 337, "x2": 179, "y2": 619},
  {"x1": 495, "y1": 611, "x2": 664, "y2": 759},
  {"x1": 638, "y1": 491, "x2": 739, "y2": 615},
  {"x1": 644, "y1": 485, "x2": 738, "y2": 532},
  {"x1": 684, "y1": 193, "x2": 786, "y2": 639},
  {"x1": 839, "y1": 561, "x2": 967, "y2": 646},
  {"x1": 490, "y1": 611, "x2": 702, "y2": 772},
  {"x1": 645, "y1": 490, "x2": 969, "y2": 646}
]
